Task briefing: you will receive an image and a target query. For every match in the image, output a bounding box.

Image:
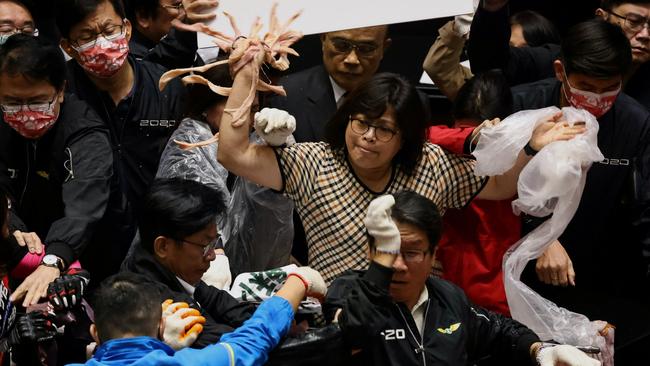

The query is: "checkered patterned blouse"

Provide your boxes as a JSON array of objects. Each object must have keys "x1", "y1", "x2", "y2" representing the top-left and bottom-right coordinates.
[{"x1": 274, "y1": 142, "x2": 486, "y2": 284}]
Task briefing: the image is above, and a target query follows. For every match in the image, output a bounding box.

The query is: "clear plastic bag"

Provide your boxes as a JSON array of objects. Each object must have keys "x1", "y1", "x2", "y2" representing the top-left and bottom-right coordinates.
[{"x1": 474, "y1": 107, "x2": 611, "y2": 364}]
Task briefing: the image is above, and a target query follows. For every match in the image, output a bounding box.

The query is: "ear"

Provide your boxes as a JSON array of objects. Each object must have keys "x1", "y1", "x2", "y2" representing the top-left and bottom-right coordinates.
[
  {"x1": 595, "y1": 8, "x2": 608, "y2": 21},
  {"x1": 382, "y1": 37, "x2": 392, "y2": 54},
  {"x1": 90, "y1": 324, "x2": 100, "y2": 345},
  {"x1": 154, "y1": 236, "x2": 173, "y2": 259},
  {"x1": 429, "y1": 246, "x2": 439, "y2": 266},
  {"x1": 59, "y1": 39, "x2": 77, "y2": 60},
  {"x1": 124, "y1": 18, "x2": 133, "y2": 42},
  {"x1": 57, "y1": 82, "x2": 66, "y2": 103},
  {"x1": 553, "y1": 60, "x2": 565, "y2": 82},
  {"x1": 135, "y1": 10, "x2": 151, "y2": 31}
]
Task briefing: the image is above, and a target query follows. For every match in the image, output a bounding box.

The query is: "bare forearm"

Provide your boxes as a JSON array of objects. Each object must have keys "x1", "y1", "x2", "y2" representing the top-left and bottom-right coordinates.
[
  {"x1": 274, "y1": 276, "x2": 306, "y2": 312},
  {"x1": 217, "y1": 69, "x2": 254, "y2": 166},
  {"x1": 479, "y1": 150, "x2": 531, "y2": 200}
]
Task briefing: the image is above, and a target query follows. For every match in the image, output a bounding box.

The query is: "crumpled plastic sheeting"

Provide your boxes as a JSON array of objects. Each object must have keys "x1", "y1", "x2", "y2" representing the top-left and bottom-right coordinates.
[
  {"x1": 474, "y1": 107, "x2": 612, "y2": 364},
  {"x1": 223, "y1": 150, "x2": 294, "y2": 277},
  {"x1": 156, "y1": 118, "x2": 231, "y2": 205}
]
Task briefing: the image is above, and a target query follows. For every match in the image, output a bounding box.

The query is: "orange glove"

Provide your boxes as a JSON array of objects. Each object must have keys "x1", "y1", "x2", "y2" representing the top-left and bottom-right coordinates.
[{"x1": 161, "y1": 300, "x2": 206, "y2": 350}]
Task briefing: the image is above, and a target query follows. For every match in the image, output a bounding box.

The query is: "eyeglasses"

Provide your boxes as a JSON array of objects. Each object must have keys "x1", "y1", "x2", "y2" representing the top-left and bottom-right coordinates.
[
  {"x1": 176, "y1": 235, "x2": 221, "y2": 257},
  {"x1": 398, "y1": 249, "x2": 430, "y2": 264},
  {"x1": 349, "y1": 116, "x2": 399, "y2": 142},
  {"x1": 161, "y1": 1, "x2": 184, "y2": 12},
  {"x1": 328, "y1": 37, "x2": 379, "y2": 57},
  {"x1": 1, "y1": 94, "x2": 59, "y2": 113},
  {"x1": 608, "y1": 10, "x2": 650, "y2": 34},
  {"x1": 70, "y1": 20, "x2": 126, "y2": 49},
  {"x1": 0, "y1": 24, "x2": 39, "y2": 37}
]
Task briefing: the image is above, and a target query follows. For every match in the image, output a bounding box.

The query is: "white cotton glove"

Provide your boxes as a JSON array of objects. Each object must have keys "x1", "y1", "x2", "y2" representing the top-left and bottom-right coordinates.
[
  {"x1": 288, "y1": 266, "x2": 327, "y2": 300},
  {"x1": 201, "y1": 254, "x2": 232, "y2": 290},
  {"x1": 363, "y1": 195, "x2": 400, "y2": 254},
  {"x1": 161, "y1": 300, "x2": 206, "y2": 350},
  {"x1": 537, "y1": 345, "x2": 601, "y2": 366},
  {"x1": 453, "y1": 0, "x2": 480, "y2": 37},
  {"x1": 254, "y1": 107, "x2": 297, "y2": 146}
]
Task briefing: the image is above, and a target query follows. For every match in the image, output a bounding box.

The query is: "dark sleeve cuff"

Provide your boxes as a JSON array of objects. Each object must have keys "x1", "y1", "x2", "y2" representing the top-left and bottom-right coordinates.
[
  {"x1": 271, "y1": 148, "x2": 287, "y2": 194},
  {"x1": 45, "y1": 242, "x2": 74, "y2": 269},
  {"x1": 463, "y1": 130, "x2": 475, "y2": 154},
  {"x1": 362, "y1": 261, "x2": 394, "y2": 290},
  {"x1": 516, "y1": 332, "x2": 541, "y2": 365}
]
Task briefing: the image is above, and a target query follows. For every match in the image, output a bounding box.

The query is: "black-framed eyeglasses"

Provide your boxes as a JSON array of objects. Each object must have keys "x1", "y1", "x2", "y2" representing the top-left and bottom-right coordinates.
[
  {"x1": 70, "y1": 20, "x2": 126, "y2": 49},
  {"x1": 349, "y1": 116, "x2": 399, "y2": 142},
  {"x1": 398, "y1": 249, "x2": 430, "y2": 264},
  {"x1": 161, "y1": 1, "x2": 184, "y2": 12},
  {"x1": 608, "y1": 10, "x2": 650, "y2": 34},
  {"x1": 176, "y1": 235, "x2": 221, "y2": 257},
  {"x1": 328, "y1": 37, "x2": 379, "y2": 57},
  {"x1": 0, "y1": 24, "x2": 39, "y2": 37},
  {"x1": 0, "y1": 93, "x2": 59, "y2": 113}
]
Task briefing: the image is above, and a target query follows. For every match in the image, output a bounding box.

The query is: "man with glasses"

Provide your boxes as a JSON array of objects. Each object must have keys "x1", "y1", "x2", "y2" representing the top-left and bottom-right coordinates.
[
  {"x1": 56, "y1": 0, "x2": 186, "y2": 214},
  {"x1": 266, "y1": 25, "x2": 391, "y2": 143},
  {"x1": 0, "y1": 0, "x2": 38, "y2": 45},
  {"x1": 123, "y1": 0, "x2": 219, "y2": 69},
  {"x1": 122, "y1": 178, "x2": 257, "y2": 348},
  {"x1": 324, "y1": 192, "x2": 598, "y2": 366}
]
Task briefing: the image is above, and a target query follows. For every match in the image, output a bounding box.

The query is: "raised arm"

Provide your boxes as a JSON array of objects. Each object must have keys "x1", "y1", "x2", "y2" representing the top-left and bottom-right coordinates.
[{"x1": 216, "y1": 55, "x2": 283, "y2": 191}]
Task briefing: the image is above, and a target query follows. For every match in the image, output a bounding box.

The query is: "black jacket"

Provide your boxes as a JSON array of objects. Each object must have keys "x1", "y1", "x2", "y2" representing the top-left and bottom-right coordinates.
[
  {"x1": 65, "y1": 56, "x2": 185, "y2": 207},
  {"x1": 121, "y1": 242, "x2": 255, "y2": 348},
  {"x1": 129, "y1": 27, "x2": 199, "y2": 70},
  {"x1": 0, "y1": 94, "x2": 112, "y2": 267},
  {"x1": 512, "y1": 78, "x2": 650, "y2": 347},
  {"x1": 468, "y1": 5, "x2": 559, "y2": 86},
  {"x1": 324, "y1": 262, "x2": 539, "y2": 366}
]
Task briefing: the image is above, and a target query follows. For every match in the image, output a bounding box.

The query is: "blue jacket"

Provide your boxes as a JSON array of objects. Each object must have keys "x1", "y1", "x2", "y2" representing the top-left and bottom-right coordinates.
[{"x1": 69, "y1": 296, "x2": 293, "y2": 366}]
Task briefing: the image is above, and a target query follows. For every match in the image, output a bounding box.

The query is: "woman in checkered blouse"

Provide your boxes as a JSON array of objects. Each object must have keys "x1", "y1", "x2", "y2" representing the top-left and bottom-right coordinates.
[{"x1": 217, "y1": 57, "x2": 585, "y2": 284}]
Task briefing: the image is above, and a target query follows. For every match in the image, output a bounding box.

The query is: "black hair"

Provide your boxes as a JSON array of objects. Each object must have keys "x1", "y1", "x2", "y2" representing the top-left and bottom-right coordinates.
[
  {"x1": 0, "y1": 34, "x2": 66, "y2": 91},
  {"x1": 390, "y1": 191, "x2": 442, "y2": 253},
  {"x1": 92, "y1": 272, "x2": 162, "y2": 343},
  {"x1": 138, "y1": 178, "x2": 227, "y2": 254},
  {"x1": 561, "y1": 19, "x2": 632, "y2": 78},
  {"x1": 510, "y1": 10, "x2": 561, "y2": 47},
  {"x1": 324, "y1": 72, "x2": 426, "y2": 175},
  {"x1": 453, "y1": 70, "x2": 513, "y2": 123},
  {"x1": 184, "y1": 58, "x2": 233, "y2": 121},
  {"x1": 123, "y1": 0, "x2": 159, "y2": 25},
  {"x1": 601, "y1": 0, "x2": 650, "y2": 9},
  {"x1": 56, "y1": 0, "x2": 126, "y2": 39}
]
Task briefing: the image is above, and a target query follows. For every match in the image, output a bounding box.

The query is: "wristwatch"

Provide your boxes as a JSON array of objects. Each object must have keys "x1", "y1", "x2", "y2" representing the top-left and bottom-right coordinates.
[{"x1": 41, "y1": 254, "x2": 65, "y2": 272}]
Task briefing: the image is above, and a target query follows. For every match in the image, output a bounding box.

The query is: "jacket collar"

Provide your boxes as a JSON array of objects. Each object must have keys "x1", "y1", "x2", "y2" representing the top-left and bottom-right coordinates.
[{"x1": 93, "y1": 336, "x2": 173, "y2": 363}]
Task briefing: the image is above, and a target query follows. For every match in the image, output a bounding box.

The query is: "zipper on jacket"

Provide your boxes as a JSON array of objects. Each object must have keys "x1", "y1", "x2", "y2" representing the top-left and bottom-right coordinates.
[
  {"x1": 19, "y1": 141, "x2": 37, "y2": 206},
  {"x1": 396, "y1": 301, "x2": 430, "y2": 366}
]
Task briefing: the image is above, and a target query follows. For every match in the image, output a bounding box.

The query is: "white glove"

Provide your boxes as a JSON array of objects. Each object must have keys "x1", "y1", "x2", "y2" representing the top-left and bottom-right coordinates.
[
  {"x1": 289, "y1": 266, "x2": 327, "y2": 300},
  {"x1": 254, "y1": 107, "x2": 297, "y2": 146},
  {"x1": 201, "y1": 254, "x2": 232, "y2": 290},
  {"x1": 537, "y1": 345, "x2": 601, "y2": 366},
  {"x1": 161, "y1": 300, "x2": 206, "y2": 350},
  {"x1": 453, "y1": 0, "x2": 480, "y2": 37},
  {"x1": 363, "y1": 195, "x2": 400, "y2": 254}
]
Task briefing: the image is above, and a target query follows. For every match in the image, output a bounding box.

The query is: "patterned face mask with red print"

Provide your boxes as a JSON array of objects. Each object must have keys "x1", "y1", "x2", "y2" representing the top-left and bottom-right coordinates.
[
  {"x1": 2, "y1": 103, "x2": 59, "y2": 139},
  {"x1": 72, "y1": 32, "x2": 129, "y2": 78},
  {"x1": 562, "y1": 71, "x2": 621, "y2": 119}
]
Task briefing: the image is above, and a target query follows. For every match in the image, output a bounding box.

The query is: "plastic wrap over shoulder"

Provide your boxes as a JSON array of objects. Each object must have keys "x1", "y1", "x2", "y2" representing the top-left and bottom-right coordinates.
[
  {"x1": 474, "y1": 107, "x2": 611, "y2": 365},
  {"x1": 156, "y1": 118, "x2": 231, "y2": 205},
  {"x1": 222, "y1": 133, "x2": 294, "y2": 278}
]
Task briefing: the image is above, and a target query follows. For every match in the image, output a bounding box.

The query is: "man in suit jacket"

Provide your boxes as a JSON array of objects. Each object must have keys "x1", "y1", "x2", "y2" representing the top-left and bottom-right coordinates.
[{"x1": 267, "y1": 25, "x2": 391, "y2": 143}]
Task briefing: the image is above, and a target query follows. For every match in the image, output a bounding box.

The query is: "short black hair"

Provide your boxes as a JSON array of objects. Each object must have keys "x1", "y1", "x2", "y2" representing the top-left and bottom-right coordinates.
[
  {"x1": 184, "y1": 58, "x2": 233, "y2": 121},
  {"x1": 56, "y1": 0, "x2": 126, "y2": 39},
  {"x1": 123, "y1": 0, "x2": 159, "y2": 25},
  {"x1": 138, "y1": 178, "x2": 227, "y2": 253},
  {"x1": 325, "y1": 73, "x2": 426, "y2": 175},
  {"x1": 0, "y1": 34, "x2": 66, "y2": 91},
  {"x1": 453, "y1": 70, "x2": 513, "y2": 122},
  {"x1": 560, "y1": 19, "x2": 632, "y2": 78},
  {"x1": 601, "y1": 0, "x2": 650, "y2": 10},
  {"x1": 510, "y1": 10, "x2": 561, "y2": 47},
  {"x1": 92, "y1": 272, "x2": 162, "y2": 343},
  {"x1": 390, "y1": 191, "x2": 442, "y2": 253}
]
